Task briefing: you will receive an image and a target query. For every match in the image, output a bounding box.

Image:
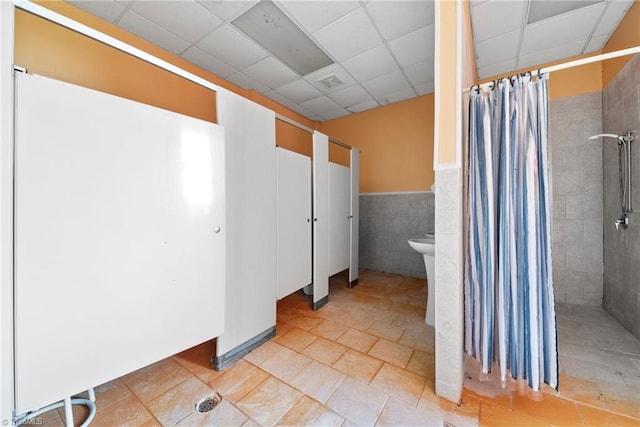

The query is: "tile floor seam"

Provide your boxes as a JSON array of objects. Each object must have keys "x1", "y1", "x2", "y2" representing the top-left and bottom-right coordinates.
[
  {"x1": 122, "y1": 388, "x2": 158, "y2": 425},
  {"x1": 272, "y1": 394, "x2": 305, "y2": 427},
  {"x1": 226, "y1": 367, "x2": 272, "y2": 404},
  {"x1": 91, "y1": 380, "x2": 133, "y2": 415},
  {"x1": 141, "y1": 374, "x2": 199, "y2": 417}
]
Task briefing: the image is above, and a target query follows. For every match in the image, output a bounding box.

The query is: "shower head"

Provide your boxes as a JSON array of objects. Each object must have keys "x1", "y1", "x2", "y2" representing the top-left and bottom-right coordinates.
[
  {"x1": 589, "y1": 133, "x2": 622, "y2": 141},
  {"x1": 589, "y1": 131, "x2": 636, "y2": 143}
]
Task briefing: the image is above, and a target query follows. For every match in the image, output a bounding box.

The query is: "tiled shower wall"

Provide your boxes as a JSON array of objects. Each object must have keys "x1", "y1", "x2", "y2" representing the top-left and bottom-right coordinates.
[
  {"x1": 549, "y1": 92, "x2": 603, "y2": 306},
  {"x1": 602, "y1": 54, "x2": 640, "y2": 340},
  {"x1": 359, "y1": 192, "x2": 435, "y2": 278}
]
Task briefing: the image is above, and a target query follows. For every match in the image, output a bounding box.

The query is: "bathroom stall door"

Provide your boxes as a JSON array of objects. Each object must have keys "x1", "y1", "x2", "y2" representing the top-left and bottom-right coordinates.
[
  {"x1": 277, "y1": 148, "x2": 312, "y2": 299},
  {"x1": 215, "y1": 88, "x2": 277, "y2": 369},
  {"x1": 14, "y1": 73, "x2": 226, "y2": 414},
  {"x1": 313, "y1": 132, "x2": 329, "y2": 309},
  {"x1": 329, "y1": 163, "x2": 351, "y2": 276}
]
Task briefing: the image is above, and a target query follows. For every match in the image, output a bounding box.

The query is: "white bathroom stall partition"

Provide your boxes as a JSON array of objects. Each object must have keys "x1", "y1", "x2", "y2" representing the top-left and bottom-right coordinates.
[
  {"x1": 312, "y1": 132, "x2": 329, "y2": 309},
  {"x1": 214, "y1": 89, "x2": 277, "y2": 369},
  {"x1": 349, "y1": 149, "x2": 360, "y2": 286},
  {"x1": 276, "y1": 148, "x2": 312, "y2": 300},
  {"x1": 328, "y1": 163, "x2": 351, "y2": 276},
  {"x1": 13, "y1": 73, "x2": 226, "y2": 414}
]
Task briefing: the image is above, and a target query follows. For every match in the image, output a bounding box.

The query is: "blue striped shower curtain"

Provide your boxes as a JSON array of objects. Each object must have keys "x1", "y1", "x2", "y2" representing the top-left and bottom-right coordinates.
[{"x1": 465, "y1": 74, "x2": 558, "y2": 391}]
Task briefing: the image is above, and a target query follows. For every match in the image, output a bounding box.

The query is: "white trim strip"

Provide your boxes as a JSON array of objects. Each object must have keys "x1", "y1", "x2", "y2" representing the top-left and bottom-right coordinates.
[
  {"x1": 276, "y1": 113, "x2": 314, "y2": 134},
  {"x1": 454, "y1": 0, "x2": 462, "y2": 170},
  {"x1": 275, "y1": 113, "x2": 353, "y2": 150},
  {"x1": 432, "y1": 0, "x2": 441, "y2": 172},
  {"x1": 465, "y1": 45, "x2": 640, "y2": 93},
  {"x1": 360, "y1": 191, "x2": 433, "y2": 196},
  {"x1": 14, "y1": 0, "x2": 219, "y2": 93}
]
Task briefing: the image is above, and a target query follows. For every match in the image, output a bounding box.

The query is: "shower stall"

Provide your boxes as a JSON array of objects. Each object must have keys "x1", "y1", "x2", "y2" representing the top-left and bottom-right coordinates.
[{"x1": 549, "y1": 54, "x2": 639, "y2": 415}]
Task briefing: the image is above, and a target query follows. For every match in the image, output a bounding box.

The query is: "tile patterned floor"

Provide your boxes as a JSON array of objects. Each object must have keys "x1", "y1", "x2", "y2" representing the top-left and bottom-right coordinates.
[{"x1": 39, "y1": 270, "x2": 639, "y2": 426}]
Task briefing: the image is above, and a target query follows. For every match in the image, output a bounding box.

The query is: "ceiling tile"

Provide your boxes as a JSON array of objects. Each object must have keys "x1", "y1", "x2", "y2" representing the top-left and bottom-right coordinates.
[
  {"x1": 276, "y1": 0, "x2": 360, "y2": 33},
  {"x1": 475, "y1": 30, "x2": 520, "y2": 68},
  {"x1": 347, "y1": 99, "x2": 379, "y2": 113},
  {"x1": 304, "y1": 64, "x2": 357, "y2": 94},
  {"x1": 197, "y1": 25, "x2": 268, "y2": 69},
  {"x1": 415, "y1": 82, "x2": 435, "y2": 96},
  {"x1": 403, "y1": 59, "x2": 434, "y2": 87},
  {"x1": 68, "y1": 0, "x2": 125, "y2": 23},
  {"x1": 342, "y1": 45, "x2": 398, "y2": 83},
  {"x1": 329, "y1": 85, "x2": 374, "y2": 108},
  {"x1": 276, "y1": 79, "x2": 323, "y2": 104},
  {"x1": 593, "y1": 0, "x2": 635, "y2": 37},
  {"x1": 226, "y1": 71, "x2": 270, "y2": 93},
  {"x1": 517, "y1": 41, "x2": 584, "y2": 70},
  {"x1": 242, "y1": 57, "x2": 299, "y2": 90},
  {"x1": 519, "y1": 3, "x2": 606, "y2": 56},
  {"x1": 300, "y1": 96, "x2": 342, "y2": 114},
  {"x1": 584, "y1": 34, "x2": 609, "y2": 53},
  {"x1": 477, "y1": 59, "x2": 516, "y2": 80},
  {"x1": 384, "y1": 88, "x2": 417, "y2": 105},
  {"x1": 288, "y1": 104, "x2": 319, "y2": 121},
  {"x1": 470, "y1": 0, "x2": 526, "y2": 42},
  {"x1": 263, "y1": 90, "x2": 295, "y2": 108},
  {"x1": 118, "y1": 11, "x2": 190, "y2": 54},
  {"x1": 527, "y1": 0, "x2": 603, "y2": 24},
  {"x1": 131, "y1": 0, "x2": 222, "y2": 44},
  {"x1": 313, "y1": 8, "x2": 382, "y2": 62},
  {"x1": 362, "y1": 70, "x2": 411, "y2": 101},
  {"x1": 197, "y1": 1, "x2": 258, "y2": 21},
  {"x1": 365, "y1": 0, "x2": 434, "y2": 42},
  {"x1": 181, "y1": 47, "x2": 237, "y2": 78},
  {"x1": 388, "y1": 25, "x2": 434, "y2": 67},
  {"x1": 319, "y1": 108, "x2": 351, "y2": 121}
]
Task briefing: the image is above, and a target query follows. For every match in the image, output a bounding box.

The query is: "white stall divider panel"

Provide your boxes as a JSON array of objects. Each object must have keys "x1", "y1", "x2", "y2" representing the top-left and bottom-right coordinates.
[
  {"x1": 328, "y1": 163, "x2": 351, "y2": 276},
  {"x1": 215, "y1": 89, "x2": 276, "y2": 357},
  {"x1": 349, "y1": 149, "x2": 360, "y2": 284},
  {"x1": 277, "y1": 148, "x2": 312, "y2": 299},
  {"x1": 14, "y1": 73, "x2": 225, "y2": 413},
  {"x1": 312, "y1": 132, "x2": 329, "y2": 305}
]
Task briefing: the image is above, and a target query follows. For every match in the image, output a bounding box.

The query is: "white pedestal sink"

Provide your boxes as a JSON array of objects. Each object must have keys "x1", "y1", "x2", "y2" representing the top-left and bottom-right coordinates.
[{"x1": 408, "y1": 236, "x2": 435, "y2": 326}]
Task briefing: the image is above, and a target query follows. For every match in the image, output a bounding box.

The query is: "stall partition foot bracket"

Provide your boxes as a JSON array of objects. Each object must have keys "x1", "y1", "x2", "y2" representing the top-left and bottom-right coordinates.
[
  {"x1": 212, "y1": 326, "x2": 276, "y2": 371},
  {"x1": 313, "y1": 295, "x2": 329, "y2": 311}
]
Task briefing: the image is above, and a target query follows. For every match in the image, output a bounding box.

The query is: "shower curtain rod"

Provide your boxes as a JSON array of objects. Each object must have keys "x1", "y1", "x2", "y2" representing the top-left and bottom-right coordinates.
[
  {"x1": 275, "y1": 114, "x2": 353, "y2": 150},
  {"x1": 465, "y1": 45, "x2": 640, "y2": 92}
]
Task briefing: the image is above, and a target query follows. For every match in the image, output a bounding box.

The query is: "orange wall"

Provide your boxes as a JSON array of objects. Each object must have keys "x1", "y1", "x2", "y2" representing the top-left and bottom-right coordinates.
[
  {"x1": 15, "y1": 8, "x2": 217, "y2": 123},
  {"x1": 16, "y1": 1, "x2": 316, "y2": 139},
  {"x1": 462, "y1": 0, "x2": 478, "y2": 88},
  {"x1": 603, "y1": 1, "x2": 640, "y2": 87},
  {"x1": 320, "y1": 94, "x2": 434, "y2": 193},
  {"x1": 436, "y1": 0, "x2": 459, "y2": 166},
  {"x1": 549, "y1": 62, "x2": 602, "y2": 100}
]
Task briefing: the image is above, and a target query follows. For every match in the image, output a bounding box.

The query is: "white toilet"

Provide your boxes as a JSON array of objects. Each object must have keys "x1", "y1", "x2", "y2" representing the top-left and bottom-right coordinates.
[{"x1": 408, "y1": 234, "x2": 435, "y2": 326}]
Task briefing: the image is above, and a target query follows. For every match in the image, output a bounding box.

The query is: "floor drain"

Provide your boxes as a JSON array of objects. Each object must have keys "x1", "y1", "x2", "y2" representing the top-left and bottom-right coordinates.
[{"x1": 195, "y1": 392, "x2": 222, "y2": 413}]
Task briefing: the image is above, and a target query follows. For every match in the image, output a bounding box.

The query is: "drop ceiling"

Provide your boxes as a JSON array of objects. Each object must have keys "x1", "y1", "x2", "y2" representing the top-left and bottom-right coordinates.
[
  {"x1": 66, "y1": 0, "x2": 634, "y2": 122},
  {"x1": 471, "y1": 0, "x2": 635, "y2": 80}
]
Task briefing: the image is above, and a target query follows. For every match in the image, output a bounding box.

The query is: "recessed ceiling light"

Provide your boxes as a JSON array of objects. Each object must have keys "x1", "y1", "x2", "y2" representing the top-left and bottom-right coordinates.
[
  {"x1": 318, "y1": 74, "x2": 344, "y2": 89},
  {"x1": 232, "y1": 1, "x2": 334, "y2": 76},
  {"x1": 527, "y1": 0, "x2": 603, "y2": 24}
]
